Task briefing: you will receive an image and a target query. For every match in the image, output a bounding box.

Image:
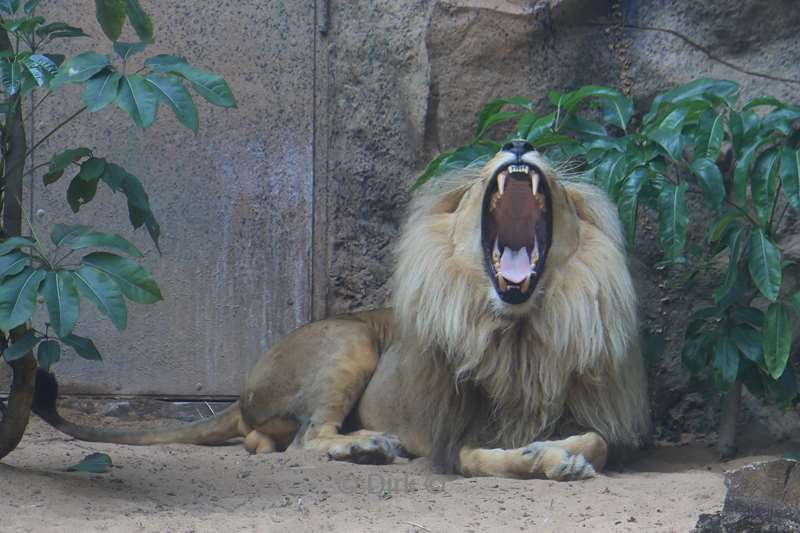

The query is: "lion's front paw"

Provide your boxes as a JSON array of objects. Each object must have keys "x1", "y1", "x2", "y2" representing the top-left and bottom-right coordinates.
[
  {"x1": 328, "y1": 434, "x2": 400, "y2": 465},
  {"x1": 522, "y1": 442, "x2": 596, "y2": 481}
]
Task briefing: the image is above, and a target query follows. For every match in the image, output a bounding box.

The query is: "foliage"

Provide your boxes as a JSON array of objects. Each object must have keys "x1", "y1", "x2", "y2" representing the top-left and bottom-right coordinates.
[
  {"x1": 416, "y1": 79, "x2": 800, "y2": 408},
  {"x1": 0, "y1": 2, "x2": 235, "y2": 367}
]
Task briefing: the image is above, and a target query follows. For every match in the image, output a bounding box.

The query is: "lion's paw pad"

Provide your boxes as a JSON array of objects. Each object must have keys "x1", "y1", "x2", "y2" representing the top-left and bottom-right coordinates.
[{"x1": 328, "y1": 435, "x2": 399, "y2": 465}]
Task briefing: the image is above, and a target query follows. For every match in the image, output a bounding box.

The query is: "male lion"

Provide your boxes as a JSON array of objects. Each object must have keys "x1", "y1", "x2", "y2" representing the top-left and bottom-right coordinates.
[{"x1": 33, "y1": 141, "x2": 650, "y2": 481}]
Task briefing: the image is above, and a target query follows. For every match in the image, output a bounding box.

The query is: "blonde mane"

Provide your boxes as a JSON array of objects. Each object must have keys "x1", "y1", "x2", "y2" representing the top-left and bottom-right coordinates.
[{"x1": 392, "y1": 154, "x2": 650, "y2": 452}]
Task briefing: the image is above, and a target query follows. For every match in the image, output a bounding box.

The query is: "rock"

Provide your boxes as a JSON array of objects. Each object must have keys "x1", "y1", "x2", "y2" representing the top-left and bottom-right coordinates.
[{"x1": 693, "y1": 460, "x2": 800, "y2": 532}]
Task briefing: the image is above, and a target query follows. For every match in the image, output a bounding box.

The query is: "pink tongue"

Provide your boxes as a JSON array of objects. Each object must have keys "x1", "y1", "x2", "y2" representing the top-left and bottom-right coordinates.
[{"x1": 499, "y1": 246, "x2": 531, "y2": 283}]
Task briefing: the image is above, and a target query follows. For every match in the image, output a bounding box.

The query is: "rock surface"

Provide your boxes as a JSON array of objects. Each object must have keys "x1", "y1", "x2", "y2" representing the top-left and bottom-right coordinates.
[{"x1": 692, "y1": 459, "x2": 800, "y2": 532}]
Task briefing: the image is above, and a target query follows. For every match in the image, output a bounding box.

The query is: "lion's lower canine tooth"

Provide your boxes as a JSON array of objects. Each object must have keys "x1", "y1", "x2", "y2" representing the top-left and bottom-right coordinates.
[
  {"x1": 498, "y1": 172, "x2": 507, "y2": 194},
  {"x1": 521, "y1": 276, "x2": 530, "y2": 292},
  {"x1": 497, "y1": 274, "x2": 508, "y2": 292},
  {"x1": 532, "y1": 172, "x2": 540, "y2": 196}
]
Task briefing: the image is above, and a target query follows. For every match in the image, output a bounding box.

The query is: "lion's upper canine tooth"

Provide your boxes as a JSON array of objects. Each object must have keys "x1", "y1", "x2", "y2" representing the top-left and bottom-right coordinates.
[
  {"x1": 497, "y1": 171, "x2": 507, "y2": 194},
  {"x1": 531, "y1": 172, "x2": 540, "y2": 196}
]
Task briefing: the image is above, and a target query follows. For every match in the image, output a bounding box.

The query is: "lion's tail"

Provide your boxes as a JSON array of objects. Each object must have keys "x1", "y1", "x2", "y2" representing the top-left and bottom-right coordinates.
[{"x1": 32, "y1": 370, "x2": 242, "y2": 445}]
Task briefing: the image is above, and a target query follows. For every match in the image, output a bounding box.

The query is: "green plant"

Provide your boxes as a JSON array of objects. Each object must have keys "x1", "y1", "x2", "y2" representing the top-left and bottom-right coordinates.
[
  {"x1": 416, "y1": 79, "x2": 800, "y2": 457},
  {"x1": 0, "y1": 0, "x2": 236, "y2": 458}
]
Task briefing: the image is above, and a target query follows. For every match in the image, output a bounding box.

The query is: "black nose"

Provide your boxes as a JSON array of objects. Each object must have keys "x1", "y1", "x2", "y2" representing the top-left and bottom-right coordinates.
[{"x1": 501, "y1": 140, "x2": 535, "y2": 158}]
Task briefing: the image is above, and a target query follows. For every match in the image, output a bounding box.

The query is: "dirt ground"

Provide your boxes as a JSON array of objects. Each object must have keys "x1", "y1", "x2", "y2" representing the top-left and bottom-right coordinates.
[{"x1": 1, "y1": 412, "x2": 796, "y2": 533}]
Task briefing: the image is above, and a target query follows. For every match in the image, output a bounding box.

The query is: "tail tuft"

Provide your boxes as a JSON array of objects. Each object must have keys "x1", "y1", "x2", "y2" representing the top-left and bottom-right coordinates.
[{"x1": 32, "y1": 369, "x2": 59, "y2": 419}]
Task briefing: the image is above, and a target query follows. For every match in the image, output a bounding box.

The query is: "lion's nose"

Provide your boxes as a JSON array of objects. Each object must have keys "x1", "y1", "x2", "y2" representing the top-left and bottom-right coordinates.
[{"x1": 502, "y1": 140, "x2": 535, "y2": 159}]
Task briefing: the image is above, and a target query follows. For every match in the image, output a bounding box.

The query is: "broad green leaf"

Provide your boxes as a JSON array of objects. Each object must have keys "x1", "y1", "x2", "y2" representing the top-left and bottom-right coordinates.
[
  {"x1": 145, "y1": 55, "x2": 236, "y2": 108},
  {"x1": 83, "y1": 252, "x2": 162, "y2": 304},
  {"x1": 732, "y1": 139, "x2": 765, "y2": 203},
  {"x1": 3, "y1": 329, "x2": 40, "y2": 362},
  {"x1": 119, "y1": 172, "x2": 160, "y2": 248},
  {"x1": 0, "y1": 0, "x2": 19, "y2": 13},
  {"x1": 51, "y1": 224, "x2": 142, "y2": 257},
  {"x1": 644, "y1": 78, "x2": 739, "y2": 124},
  {"x1": 112, "y1": 41, "x2": 147, "y2": 61},
  {"x1": 780, "y1": 148, "x2": 800, "y2": 212},
  {"x1": 42, "y1": 271, "x2": 80, "y2": 338},
  {"x1": 74, "y1": 266, "x2": 127, "y2": 330},
  {"x1": 763, "y1": 302, "x2": 792, "y2": 379},
  {"x1": 560, "y1": 115, "x2": 606, "y2": 137},
  {"x1": 713, "y1": 335, "x2": 739, "y2": 391},
  {"x1": 729, "y1": 110, "x2": 759, "y2": 151},
  {"x1": 598, "y1": 93, "x2": 634, "y2": 131},
  {"x1": 792, "y1": 291, "x2": 800, "y2": 317},
  {"x1": 100, "y1": 162, "x2": 125, "y2": 191},
  {"x1": 23, "y1": 0, "x2": 40, "y2": 14},
  {"x1": 524, "y1": 112, "x2": 556, "y2": 143},
  {"x1": 144, "y1": 73, "x2": 198, "y2": 132},
  {"x1": 35, "y1": 22, "x2": 88, "y2": 39},
  {"x1": 0, "y1": 251, "x2": 29, "y2": 279},
  {"x1": 617, "y1": 166, "x2": 651, "y2": 247},
  {"x1": 50, "y1": 52, "x2": 109, "y2": 89},
  {"x1": 657, "y1": 181, "x2": 689, "y2": 260},
  {"x1": 410, "y1": 151, "x2": 452, "y2": 192},
  {"x1": 761, "y1": 107, "x2": 800, "y2": 135},
  {"x1": 44, "y1": 147, "x2": 92, "y2": 185},
  {"x1": 475, "y1": 97, "x2": 532, "y2": 139},
  {"x1": 730, "y1": 306, "x2": 764, "y2": 328},
  {"x1": 593, "y1": 152, "x2": 626, "y2": 194},
  {"x1": 475, "y1": 110, "x2": 522, "y2": 140},
  {"x1": 729, "y1": 324, "x2": 763, "y2": 366},
  {"x1": 748, "y1": 229, "x2": 781, "y2": 301},
  {"x1": 36, "y1": 340, "x2": 60, "y2": 371},
  {"x1": 682, "y1": 331, "x2": 713, "y2": 375},
  {"x1": 750, "y1": 148, "x2": 779, "y2": 225},
  {"x1": 116, "y1": 74, "x2": 157, "y2": 128},
  {"x1": 560, "y1": 85, "x2": 624, "y2": 114},
  {"x1": 0, "y1": 236, "x2": 36, "y2": 255},
  {"x1": 83, "y1": 69, "x2": 121, "y2": 112},
  {"x1": 704, "y1": 111, "x2": 725, "y2": 160},
  {"x1": 66, "y1": 175, "x2": 99, "y2": 212},
  {"x1": 94, "y1": 0, "x2": 126, "y2": 41},
  {"x1": 78, "y1": 157, "x2": 106, "y2": 181},
  {"x1": 68, "y1": 452, "x2": 112, "y2": 473},
  {"x1": 690, "y1": 157, "x2": 725, "y2": 211},
  {"x1": 0, "y1": 267, "x2": 46, "y2": 330},
  {"x1": 60, "y1": 333, "x2": 101, "y2": 360},
  {"x1": 0, "y1": 61, "x2": 22, "y2": 94},
  {"x1": 713, "y1": 226, "x2": 742, "y2": 303},
  {"x1": 743, "y1": 96, "x2": 785, "y2": 110},
  {"x1": 125, "y1": 0, "x2": 153, "y2": 41}
]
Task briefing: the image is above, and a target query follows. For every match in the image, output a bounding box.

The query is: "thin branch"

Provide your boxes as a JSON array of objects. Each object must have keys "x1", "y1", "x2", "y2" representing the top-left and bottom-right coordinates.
[{"x1": 580, "y1": 22, "x2": 800, "y2": 87}]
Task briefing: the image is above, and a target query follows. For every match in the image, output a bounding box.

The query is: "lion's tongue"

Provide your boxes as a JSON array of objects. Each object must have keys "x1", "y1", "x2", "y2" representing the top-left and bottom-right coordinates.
[{"x1": 499, "y1": 246, "x2": 531, "y2": 283}]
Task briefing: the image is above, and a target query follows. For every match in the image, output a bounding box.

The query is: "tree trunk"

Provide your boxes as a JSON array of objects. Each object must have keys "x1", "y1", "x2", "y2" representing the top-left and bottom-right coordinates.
[
  {"x1": 717, "y1": 378, "x2": 741, "y2": 460},
  {"x1": 0, "y1": 26, "x2": 34, "y2": 460}
]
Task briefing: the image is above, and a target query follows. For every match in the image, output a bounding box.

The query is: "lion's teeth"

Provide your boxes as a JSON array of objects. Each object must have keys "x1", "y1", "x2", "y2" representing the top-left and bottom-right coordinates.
[
  {"x1": 497, "y1": 172, "x2": 507, "y2": 194},
  {"x1": 520, "y1": 276, "x2": 530, "y2": 293},
  {"x1": 531, "y1": 172, "x2": 540, "y2": 196},
  {"x1": 508, "y1": 164, "x2": 529, "y2": 174},
  {"x1": 531, "y1": 238, "x2": 540, "y2": 267},
  {"x1": 496, "y1": 274, "x2": 508, "y2": 292}
]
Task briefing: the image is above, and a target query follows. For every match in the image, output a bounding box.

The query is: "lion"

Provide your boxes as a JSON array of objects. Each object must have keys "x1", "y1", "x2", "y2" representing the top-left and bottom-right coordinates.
[{"x1": 33, "y1": 140, "x2": 650, "y2": 480}]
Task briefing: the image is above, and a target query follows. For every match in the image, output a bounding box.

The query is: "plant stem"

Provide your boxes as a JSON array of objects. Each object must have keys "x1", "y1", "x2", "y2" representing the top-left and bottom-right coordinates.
[{"x1": 717, "y1": 378, "x2": 741, "y2": 459}]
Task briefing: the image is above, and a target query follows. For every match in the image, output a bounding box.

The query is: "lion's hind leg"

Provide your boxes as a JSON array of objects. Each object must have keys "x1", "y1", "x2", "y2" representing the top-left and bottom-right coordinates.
[{"x1": 458, "y1": 432, "x2": 607, "y2": 481}]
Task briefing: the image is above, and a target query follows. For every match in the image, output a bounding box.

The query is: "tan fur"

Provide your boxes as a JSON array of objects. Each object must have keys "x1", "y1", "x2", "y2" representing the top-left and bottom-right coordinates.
[{"x1": 36, "y1": 150, "x2": 649, "y2": 481}]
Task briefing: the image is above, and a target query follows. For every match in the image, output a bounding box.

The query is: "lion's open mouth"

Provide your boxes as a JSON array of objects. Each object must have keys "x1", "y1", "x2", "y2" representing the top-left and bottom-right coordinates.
[{"x1": 481, "y1": 156, "x2": 552, "y2": 304}]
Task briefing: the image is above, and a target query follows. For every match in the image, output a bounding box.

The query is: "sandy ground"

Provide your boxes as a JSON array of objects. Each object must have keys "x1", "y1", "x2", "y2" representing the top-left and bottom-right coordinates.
[{"x1": 0, "y1": 414, "x2": 796, "y2": 533}]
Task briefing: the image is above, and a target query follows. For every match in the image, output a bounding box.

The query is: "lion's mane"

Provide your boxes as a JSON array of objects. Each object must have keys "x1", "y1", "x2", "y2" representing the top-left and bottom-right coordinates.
[{"x1": 391, "y1": 153, "x2": 650, "y2": 471}]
